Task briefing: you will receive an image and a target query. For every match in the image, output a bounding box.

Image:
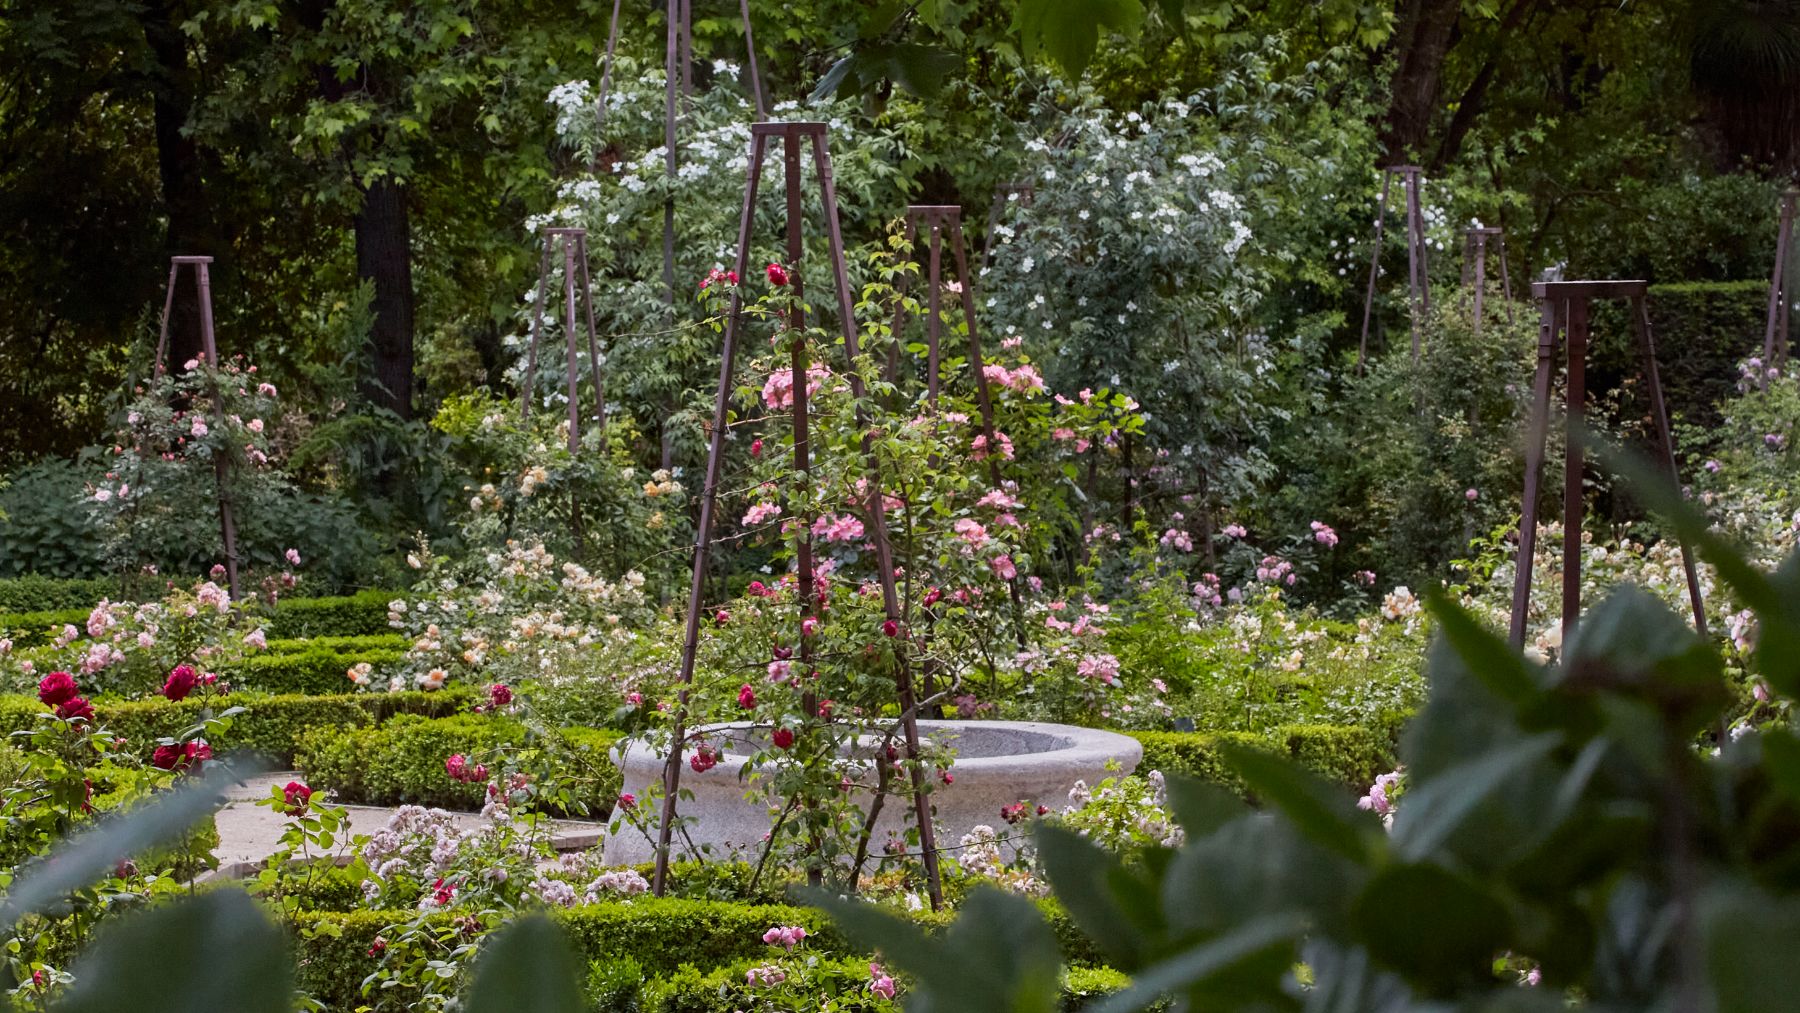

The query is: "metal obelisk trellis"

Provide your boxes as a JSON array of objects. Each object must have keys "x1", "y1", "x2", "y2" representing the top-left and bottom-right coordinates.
[
  {"x1": 982, "y1": 182, "x2": 1034, "y2": 269},
  {"x1": 1461, "y1": 226, "x2": 1515, "y2": 338},
  {"x1": 1508, "y1": 280, "x2": 1707, "y2": 650},
  {"x1": 520, "y1": 227, "x2": 607, "y2": 546},
  {"x1": 152, "y1": 256, "x2": 242, "y2": 602},
  {"x1": 1762, "y1": 188, "x2": 1797, "y2": 373},
  {"x1": 885, "y1": 205, "x2": 1029, "y2": 655},
  {"x1": 653, "y1": 122, "x2": 945, "y2": 911},
  {"x1": 591, "y1": 0, "x2": 767, "y2": 302},
  {"x1": 1357, "y1": 165, "x2": 1431, "y2": 369}
]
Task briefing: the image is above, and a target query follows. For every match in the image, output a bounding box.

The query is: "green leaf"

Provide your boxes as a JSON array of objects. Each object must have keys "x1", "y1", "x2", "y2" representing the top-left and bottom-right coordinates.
[
  {"x1": 1, "y1": 762, "x2": 252, "y2": 930},
  {"x1": 1088, "y1": 913, "x2": 1303, "y2": 1013},
  {"x1": 1351, "y1": 863, "x2": 1512, "y2": 994},
  {"x1": 1422, "y1": 587, "x2": 1540, "y2": 706},
  {"x1": 1222, "y1": 742, "x2": 1371, "y2": 863},
  {"x1": 1015, "y1": 0, "x2": 1146, "y2": 79},
  {"x1": 1163, "y1": 774, "x2": 1246, "y2": 838},
  {"x1": 1704, "y1": 886, "x2": 1800, "y2": 1012},
  {"x1": 57, "y1": 889, "x2": 291, "y2": 1013},
  {"x1": 1036, "y1": 825, "x2": 1150, "y2": 969},
  {"x1": 1390, "y1": 735, "x2": 1559, "y2": 862},
  {"x1": 463, "y1": 914, "x2": 583, "y2": 1013},
  {"x1": 816, "y1": 887, "x2": 1062, "y2": 1013}
]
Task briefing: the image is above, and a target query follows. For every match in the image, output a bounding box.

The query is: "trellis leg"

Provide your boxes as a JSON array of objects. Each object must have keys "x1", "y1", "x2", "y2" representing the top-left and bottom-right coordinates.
[
  {"x1": 562, "y1": 239, "x2": 587, "y2": 550},
  {"x1": 1510, "y1": 296, "x2": 1560, "y2": 649},
  {"x1": 738, "y1": 0, "x2": 766, "y2": 119},
  {"x1": 653, "y1": 130, "x2": 770, "y2": 898},
  {"x1": 575, "y1": 234, "x2": 607, "y2": 430},
  {"x1": 679, "y1": 0, "x2": 693, "y2": 98},
  {"x1": 1471, "y1": 231, "x2": 1488, "y2": 340},
  {"x1": 1764, "y1": 190, "x2": 1796, "y2": 374},
  {"x1": 1632, "y1": 295, "x2": 1709, "y2": 636},
  {"x1": 885, "y1": 217, "x2": 919, "y2": 386},
  {"x1": 1497, "y1": 232, "x2": 1516, "y2": 325},
  {"x1": 153, "y1": 262, "x2": 180, "y2": 377},
  {"x1": 781, "y1": 128, "x2": 826, "y2": 887},
  {"x1": 661, "y1": 0, "x2": 679, "y2": 307},
  {"x1": 1358, "y1": 172, "x2": 1393, "y2": 373},
  {"x1": 948, "y1": 217, "x2": 1030, "y2": 651},
  {"x1": 1405, "y1": 169, "x2": 1428, "y2": 360},
  {"x1": 1561, "y1": 296, "x2": 1587, "y2": 639},
  {"x1": 521, "y1": 239, "x2": 552, "y2": 421},
  {"x1": 188, "y1": 258, "x2": 241, "y2": 602},
  {"x1": 924, "y1": 222, "x2": 944, "y2": 406},
  {"x1": 592, "y1": 0, "x2": 623, "y2": 142},
  {"x1": 810, "y1": 129, "x2": 945, "y2": 912}
]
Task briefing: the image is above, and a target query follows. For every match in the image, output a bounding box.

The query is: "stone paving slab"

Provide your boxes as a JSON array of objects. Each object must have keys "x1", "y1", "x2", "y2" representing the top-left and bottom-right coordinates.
[{"x1": 208, "y1": 772, "x2": 605, "y2": 880}]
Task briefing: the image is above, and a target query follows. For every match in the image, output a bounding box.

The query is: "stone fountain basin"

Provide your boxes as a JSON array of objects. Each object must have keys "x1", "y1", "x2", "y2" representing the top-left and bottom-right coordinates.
[{"x1": 601, "y1": 719, "x2": 1142, "y2": 865}]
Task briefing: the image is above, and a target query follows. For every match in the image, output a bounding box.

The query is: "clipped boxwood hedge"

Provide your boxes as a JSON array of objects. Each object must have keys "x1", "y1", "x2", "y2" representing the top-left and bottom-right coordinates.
[
  {"x1": 228, "y1": 641, "x2": 406, "y2": 696},
  {"x1": 295, "y1": 713, "x2": 623, "y2": 815},
  {"x1": 0, "y1": 589, "x2": 398, "y2": 647},
  {"x1": 0, "y1": 688, "x2": 474, "y2": 766},
  {"x1": 291, "y1": 897, "x2": 1102, "y2": 1012},
  {"x1": 1125, "y1": 721, "x2": 1394, "y2": 796},
  {"x1": 1589, "y1": 279, "x2": 1766, "y2": 434}
]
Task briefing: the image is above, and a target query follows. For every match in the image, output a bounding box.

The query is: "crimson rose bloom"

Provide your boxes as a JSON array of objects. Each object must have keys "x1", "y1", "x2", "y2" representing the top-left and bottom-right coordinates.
[
  {"x1": 282, "y1": 780, "x2": 313, "y2": 815},
  {"x1": 57, "y1": 696, "x2": 95, "y2": 723},
  {"x1": 162, "y1": 664, "x2": 198, "y2": 702},
  {"x1": 771, "y1": 727, "x2": 795, "y2": 750},
  {"x1": 37, "y1": 671, "x2": 78, "y2": 707},
  {"x1": 487, "y1": 683, "x2": 512, "y2": 709},
  {"x1": 151, "y1": 745, "x2": 182, "y2": 770},
  {"x1": 765, "y1": 262, "x2": 789, "y2": 286}
]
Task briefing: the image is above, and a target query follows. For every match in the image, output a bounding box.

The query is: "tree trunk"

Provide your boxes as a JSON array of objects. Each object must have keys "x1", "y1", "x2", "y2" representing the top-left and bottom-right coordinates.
[
  {"x1": 140, "y1": 0, "x2": 212, "y2": 369},
  {"x1": 354, "y1": 176, "x2": 415, "y2": 419},
  {"x1": 1380, "y1": 0, "x2": 1462, "y2": 164}
]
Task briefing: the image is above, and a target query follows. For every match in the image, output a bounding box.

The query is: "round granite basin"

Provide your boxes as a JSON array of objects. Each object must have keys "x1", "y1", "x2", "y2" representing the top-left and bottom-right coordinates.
[{"x1": 601, "y1": 719, "x2": 1142, "y2": 865}]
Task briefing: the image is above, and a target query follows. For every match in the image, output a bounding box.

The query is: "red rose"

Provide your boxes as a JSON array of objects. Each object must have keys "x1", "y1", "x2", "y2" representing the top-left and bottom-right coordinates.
[
  {"x1": 881, "y1": 620, "x2": 899, "y2": 637},
  {"x1": 750, "y1": 438, "x2": 763, "y2": 457},
  {"x1": 282, "y1": 780, "x2": 313, "y2": 815},
  {"x1": 765, "y1": 262, "x2": 790, "y2": 286},
  {"x1": 737, "y1": 684, "x2": 756, "y2": 709},
  {"x1": 715, "y1": 610, "x2": 731, "y2": 626},
  {"x1": 37, "y1": 671, "x2": 78, "y2": 707},
  {"x1": 445, "y1": 754, "x2": 468, "y2": 781},
  {"x1": 162, "y1": 664, "x2": 198, "y2": 702},
  {"x1": 185, "y1": 741, "x2": 213, "y2": 769},
  {"x1": 367, "y1": 936, "x2": 388, "y2": 957},
  {"x1": 470, "y1": 763, "x2": 489, "y2": 783},
  {"x1": 689, "y1": 743, "x2": 720, "y2": 773},
  {"x1": 618, "y1": 792, "x2": 636, "y2": 810},
  {"x1": 151, "y1": 745, "x2": 183, "y2": 770},
  {"x1": 939, "y1": 770, "x2": 954, "y2": 785},
  {"x1": 487, "y1": 683, "x2": 513, "y2": 708},
  {"x1": 922, "y1": 587, "x2": 943, "y2": 608},
  {"x1": 771, "y1": 727, "x2": 795, "y2": 750},
  {"x1": 57, "y1": 697, "x2": 95, "y2": 723}
]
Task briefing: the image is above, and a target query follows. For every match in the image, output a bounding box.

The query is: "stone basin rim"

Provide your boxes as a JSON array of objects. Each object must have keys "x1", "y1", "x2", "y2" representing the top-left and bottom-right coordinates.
[{"x1": 614, "y1": 719, "x2": 1142, "y2": 772}]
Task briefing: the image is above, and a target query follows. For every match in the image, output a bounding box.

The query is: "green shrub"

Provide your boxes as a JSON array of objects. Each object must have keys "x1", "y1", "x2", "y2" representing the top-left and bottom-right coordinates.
[
  {"x1": 1592, "y1": 279, "x2": 1766, "y2": 435},
  {"x1": 0, "y1": 574, "x2": 157, "y2": 613},
  {"x1": 295, "y1": 713, "x2": 622, "y2": 814},
  {"x1": 227, "y1": 643, "x2": 406, "y2": 695},
  {"x1": 0, "y1": 688, "x2": 473, "y2": 766},
  {"x1": 291, "y1": 897, "x2": 1094, "y2": 1012},
  {"x1": 265, "y1": 589, "x2": 398, "y2": 639},
  {"x1": 1126, "y1": 722, "x2": 1394, "y2": 796},
  {"x1": 0, "y1": 590, "x2": 400, "y2": 648}
]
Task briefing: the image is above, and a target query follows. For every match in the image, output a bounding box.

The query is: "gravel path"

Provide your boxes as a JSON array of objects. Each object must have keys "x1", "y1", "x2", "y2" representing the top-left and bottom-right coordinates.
[{"x1": 209, "y1": 772, "x2": 606, "y2": 878}]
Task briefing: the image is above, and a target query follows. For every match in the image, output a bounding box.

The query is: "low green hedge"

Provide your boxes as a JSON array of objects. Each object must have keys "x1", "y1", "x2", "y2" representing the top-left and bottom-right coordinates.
[
  {"x1": 0, "y1": 575, "x2": 158, "y2": 613},
  {"x1": 0, "y1": 589, "x2": 399, "y2": 647},
  {"x1": 292, "y1": 896, "x2": 1101, "y2": 1011},
  {"x1": 612, "y1": 956, "x2": 1144, "y2": 1012},
  {"x1": 0, "y1": 688, "x2": 474, "y2": 766},
  {"x1": 228, "y1": 642, "x2": 406, "y2": 696},
  {"x1": 295, "y1": 713, "x2": 623, "y2": 815},
  {"x1": 1126, "y1": 721, "x2": 1394, "y2": 796}
]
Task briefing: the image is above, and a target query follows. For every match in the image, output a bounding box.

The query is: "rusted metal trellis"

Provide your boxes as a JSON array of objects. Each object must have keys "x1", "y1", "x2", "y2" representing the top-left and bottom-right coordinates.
[
  {"x1": 1357, "y1": 165, "x2": 1431, "y2": 368},
  {"x1": 885, "y1": 204, "x2": 1029, "y2": 654},
  {"x1": 1508, "y1": 280, "x2": 1707, "y2": 650},
  {"x1": 1461, "y1": 226, "x2": 1515, "y2": 337},
  {"x1": 591, "y1": 0, "x2": 768, "y2": 303},
  {"x1": 153, "y1": 256, "x2": 243, "y2": 602},
  {"x1": 1763, "y1": 187, "x2": 1797, "y2": 373},
  {"x1": 520, "y1": 227, "x2": 607, "y2": 547},
  {"x1": 653, "y1": 122, "x2": 945, "y2": 911}
]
